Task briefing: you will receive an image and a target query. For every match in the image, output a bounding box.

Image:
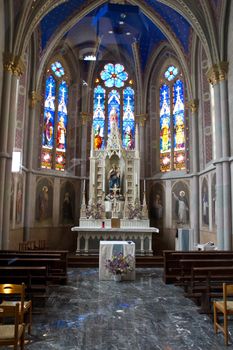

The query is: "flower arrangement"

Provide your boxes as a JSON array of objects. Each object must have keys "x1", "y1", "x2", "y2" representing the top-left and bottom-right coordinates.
[{"x1": 105, "y1": 252, "x2": 134, "y2": 275}]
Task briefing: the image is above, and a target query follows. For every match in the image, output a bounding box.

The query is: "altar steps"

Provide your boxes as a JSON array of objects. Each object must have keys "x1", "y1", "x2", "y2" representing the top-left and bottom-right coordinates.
[{"x1": 68, "y1": 255, "x2": 164, "y2": 268}]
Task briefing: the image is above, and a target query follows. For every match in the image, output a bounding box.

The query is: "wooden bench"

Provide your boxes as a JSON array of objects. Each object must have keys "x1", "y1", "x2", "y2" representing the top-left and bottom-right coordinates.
[
  {"x1": 187, "y1": 266, "x2": 233, "y2": 313},
  {"x1": 163, "y1": 250, "x2": 233, "y2": 283}
]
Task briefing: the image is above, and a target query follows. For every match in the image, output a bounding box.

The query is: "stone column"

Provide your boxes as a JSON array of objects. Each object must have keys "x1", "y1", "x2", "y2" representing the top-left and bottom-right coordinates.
[
  {"x1": 0, "y1": 56, "x2": 13, "y2": 248},
  {"x1": 2, "y1": 55, "x2": 24, "y2": 249},
  {"x1": 80, "y1": 112, "x2": 90, "y2": 177},
  {"x1": 24, "y1": 91, "x2": 41, "y2": 241},
  {"x1": 219, "y1": 62, "x2": 232, "y2": 250},
  {"x1": 189, "y1": 100, "x2": 199, "y2": 244},
  {"x1": 207, "y1": 65, "x2": 224, "y2": 249},
  {"x1": 136, "y1": 114, "x2": 147, "y2": 178}
]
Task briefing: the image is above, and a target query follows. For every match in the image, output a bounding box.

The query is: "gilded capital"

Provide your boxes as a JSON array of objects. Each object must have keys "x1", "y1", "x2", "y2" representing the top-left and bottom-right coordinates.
[
  {"x1": 206, "y1": 64, "x2": 219, "y2": 85},
  {"x1": 3, "y1": 53, "x2": 25, "y2": 77},
  {"x1": 135, "y1": 114, "x2": 147, "y2": 126},
  {"x1": 30, "y1": 91, "x2": 42, "y2": 108},
  {"x1": 81, "y1": 112, "x2": 91, "y2": 125},
  {"x1": 188, "y1": 99, "x2": 199, "y2": 113},
  {"x1": 219, "y1": 61, "x2": 228, "y2": 81}
]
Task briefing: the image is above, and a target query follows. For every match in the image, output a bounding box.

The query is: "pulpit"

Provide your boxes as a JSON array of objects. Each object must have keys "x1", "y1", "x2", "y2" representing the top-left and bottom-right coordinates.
[{"x1": 99, "y1": 241, "x2": 135, "y2": 281}]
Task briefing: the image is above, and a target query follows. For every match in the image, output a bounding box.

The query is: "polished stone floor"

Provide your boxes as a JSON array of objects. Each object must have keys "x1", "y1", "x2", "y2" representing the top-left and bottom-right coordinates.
[{"x1": 3, "y1": 268, "x2": 233, "y2": 349}]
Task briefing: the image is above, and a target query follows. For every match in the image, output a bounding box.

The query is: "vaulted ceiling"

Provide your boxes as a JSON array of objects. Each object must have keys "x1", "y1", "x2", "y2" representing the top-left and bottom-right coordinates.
[{"x1": 40, "y1": 0, "x2": 192, "y2": 70}]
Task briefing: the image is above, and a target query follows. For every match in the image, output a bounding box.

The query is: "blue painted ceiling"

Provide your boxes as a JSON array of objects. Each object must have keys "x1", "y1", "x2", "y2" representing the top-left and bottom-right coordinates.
[{"x1": 40, "y1": 0, "x2": 191, "y2": 70}]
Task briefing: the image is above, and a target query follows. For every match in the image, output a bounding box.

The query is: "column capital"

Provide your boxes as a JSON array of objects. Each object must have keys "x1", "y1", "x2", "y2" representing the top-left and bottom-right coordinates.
[
  {"x1": 188, "y1": 99, "x2": 199, "y2": 113},
  {"x1": 3, "y1": 53, "x2": 25, "y2": 77},
  {"x1": 81, "y1": 112, "x2": 91, "y2": 125},
  {"x1": 207, "y1": 61, "x2": 229, "y2": 85},
  {"x1": 135, "y1": 114, "x2": 148, "y2": 126},
  {"x1": 29, "y1": 91, "x2": 42, "y2": 108}
]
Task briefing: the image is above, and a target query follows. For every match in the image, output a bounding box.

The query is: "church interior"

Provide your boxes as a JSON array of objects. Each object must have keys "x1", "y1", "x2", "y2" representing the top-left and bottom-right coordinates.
[{"x1": 1, "y1": 0, "x2": 233, "y2": 349}]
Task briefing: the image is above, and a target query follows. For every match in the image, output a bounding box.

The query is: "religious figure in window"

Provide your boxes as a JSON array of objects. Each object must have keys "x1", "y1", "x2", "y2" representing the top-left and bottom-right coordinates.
[
  {"x1": 44, "y1": 82, "x2": 55, "y2": 111},
  {"x1": 58, "y1": 87, "x2": 67, "y2": 114},
  {"x1": 124, "y1": 125, "x2": 133, "y2": 150},
  {"x1": 44, "y1": 112, "x2": 53, "y2": 146},
  {"x1": 161, "y1": 118, "x2": 170, "y2": 152},
  {"x1": 108, "y1": 164, "x2": 120, "y2": 194},
  {"x1": 110, "y1": 107, "x2": 118, "y2": 126},
  {"x1": 57, "y1": 117, "x2": 66, "y2": 149},
  {"x1": 94, "y1": 124, "x2": 103, "y2": 150},
  {"x1": 175, "y1": 115, "x2": 185, "y2": 150}
]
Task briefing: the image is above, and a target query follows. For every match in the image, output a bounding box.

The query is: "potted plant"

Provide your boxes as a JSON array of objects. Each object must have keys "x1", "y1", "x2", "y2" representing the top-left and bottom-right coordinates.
[{"x1": 105, "y1": 252, "x2": 134, "y2": 281}]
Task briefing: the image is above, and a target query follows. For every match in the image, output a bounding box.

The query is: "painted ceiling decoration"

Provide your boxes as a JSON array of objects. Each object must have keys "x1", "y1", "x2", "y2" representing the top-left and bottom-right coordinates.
[{"x1": 40, "y1": 0, "x2": 192, "y2": 70}]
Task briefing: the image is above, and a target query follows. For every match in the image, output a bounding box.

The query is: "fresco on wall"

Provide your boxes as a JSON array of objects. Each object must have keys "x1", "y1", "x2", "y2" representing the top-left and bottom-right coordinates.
[
  {"x1": 212, "y1": 174, "x2": 216, "y2": 227},
  {"x1": 149, "y1": 182, "x2": 164, "y2": 228},
  {"x1": 35, "y1": 178, "x2": 53, "y2": 223},
  {"x1": 202, "y1": 178, "x2": 209, "y2": 226},
  {"x1": 16, "y1": 174, "x2": 24, "y2": 225},
  {"x1": 60, "y1": 182, "x2": 75, "y2": 224},
  {"x1": 172, "y1": 182, "x2": 189, "y2": 225}
]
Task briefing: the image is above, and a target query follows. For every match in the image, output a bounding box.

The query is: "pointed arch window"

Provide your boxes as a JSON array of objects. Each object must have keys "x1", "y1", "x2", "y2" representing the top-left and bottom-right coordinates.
[
  {"x1": 93, "y1": 63, "x2": 135, "y2": 150},
  {"x1": 41, "y1": 60, "x2": 69, "y2": 171},
  {"x1": 160, "y1": 65, "x2": 186, "y2": 172}
]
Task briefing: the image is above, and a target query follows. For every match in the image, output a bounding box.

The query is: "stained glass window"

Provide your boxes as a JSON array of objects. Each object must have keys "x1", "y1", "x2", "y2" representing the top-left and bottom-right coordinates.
[
  {"x1": 123, "y1": 87, "x2": 135, "y2": 150},
  {"x1": 100, "y1": 63, "x2": 128, "y2": 88},
  {"x1": 93, "y1": 85, "x2": 105, "y2": 150},
  {"x1": 159, "y1": 65, "x2": 186, "y2": 172},
  {"x1": 93, "y1": 63, "x2": 134, "y2": 150},
  {"x1": 41, "y1": 61, "x2": 69, "y2": 171}
]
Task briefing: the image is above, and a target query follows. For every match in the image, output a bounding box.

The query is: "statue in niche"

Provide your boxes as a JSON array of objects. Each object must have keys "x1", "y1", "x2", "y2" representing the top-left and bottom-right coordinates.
[
  {"x1": 153, "y1": 194, "x2": 163, "y2": 220},
  {"x1": 62, "y1": 192, "x2": 73, "y2": 222},
  {"x1": 173, "y1": 190, "x2": 189, "y2": 224},
  {"x1": 108, "y1": 163, "x2": 120, "y2": 195},
  {"x1": 39, "y1": 186, "x2": 49, "y2": 221},
  {"x1": 202, "y1": 184, "x2": 209, "y2": 225}
]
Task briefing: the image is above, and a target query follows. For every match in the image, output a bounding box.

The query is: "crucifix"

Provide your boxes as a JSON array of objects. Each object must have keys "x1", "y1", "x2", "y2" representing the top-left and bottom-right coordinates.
[{"x1": 110, "y1": 184, "x2": 120, "y2": 218}]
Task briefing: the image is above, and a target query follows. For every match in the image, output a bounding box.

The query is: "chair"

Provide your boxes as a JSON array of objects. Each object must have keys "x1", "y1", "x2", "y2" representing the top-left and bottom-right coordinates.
[
  {"x1": 213, "y1": 283, "x2": 233, "y2": 345},
  {"x1": 0, "y1": 283, "x2": 32, "y2": 334},
  {"x1": 0, "y1": 303, "x2": 25, "y2": 349}
]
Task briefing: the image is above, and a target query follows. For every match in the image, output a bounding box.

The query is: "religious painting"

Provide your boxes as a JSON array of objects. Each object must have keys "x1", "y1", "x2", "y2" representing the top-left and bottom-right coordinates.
[
  {"x1": 149, "y1": 182, "x2": 164, "y2": 227},
  {"x1": 172, "y1": 182, "x2": 189, "y2": 226},
  {"x1": 35, "y1": 178, "x2": 53, "y2": 223},
  {"x1": 15, "y1": 173, "x2": 24, "y2": 225},
  {"x1": 211, "y1": 174, "x2": 216, "y2": 227},
  {"x1": 201, "y1": 178, "x2": 209, "y2": 226},
  {"x1": 60, "y1": 181, "x2": 75, "y2": 224}
]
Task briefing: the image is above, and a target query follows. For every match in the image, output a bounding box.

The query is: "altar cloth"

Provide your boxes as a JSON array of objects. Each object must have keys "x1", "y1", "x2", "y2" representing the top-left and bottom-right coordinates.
[{"x1": 99, "y1": 241, "x2": 135, "y2": 281}]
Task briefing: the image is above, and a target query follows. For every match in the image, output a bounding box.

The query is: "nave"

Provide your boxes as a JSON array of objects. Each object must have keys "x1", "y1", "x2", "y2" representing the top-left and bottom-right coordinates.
[{"x1": 4, "y1": 268, "x2": 231, "y2": 350}]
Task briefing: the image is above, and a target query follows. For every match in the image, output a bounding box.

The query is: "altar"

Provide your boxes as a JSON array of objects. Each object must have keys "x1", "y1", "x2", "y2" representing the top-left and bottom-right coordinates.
[
  {"x1": 72, "y1": 102, "x2": 159, "y2": 255},
  {"x1": 99, "y1": 241, "x2": 135, "y2": 280}
]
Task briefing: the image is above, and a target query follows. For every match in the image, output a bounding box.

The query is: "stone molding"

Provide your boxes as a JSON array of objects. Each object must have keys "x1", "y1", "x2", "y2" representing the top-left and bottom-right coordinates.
[
  {"x1": 30, "y1": 91, "x2": 42, "y2": 108},
  {"x1": 135, "y1": 114, "x2": 148, "y2": 126}
]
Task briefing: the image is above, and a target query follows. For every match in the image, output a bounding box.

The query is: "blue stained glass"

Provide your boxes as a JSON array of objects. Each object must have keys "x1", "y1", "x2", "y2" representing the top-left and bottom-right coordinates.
[
  {"x1": 164, "y1": 65, "x2": 179, "y2": 81},
  {"x1": 108, "y1": 90, "x2": 120, "y2": 134},
  {"x1": 115, "y1": 64, "x2": 124, "y2": 74},
  {"x1": 160, "y1": 84, "x2": 171, "y2": 153},
  {"x1": 115, "y1": 79, "x2": 124, "y2": 88},
  {"x1": 51, "y1": 61, "x2": 65, "y2": 78},
  {"x1": 93, "y1": 85, "x2": 105, "y2": 149},
  {"x1": 57, "y1": 81, "x2": 68, "y2": 151},
  {"x1": 123, "y1": 87, "x2": 135, "y2": 149},
  {"x1": 43, "y1": 75, "x2": 56, "y2": 148},
  {"x1": 100, "y1": 63, "x2": 128, "y2": 88},
  {"x1": 118, "y1": 71, "x2": 128, "y2": 81},
  {"x1": 105, "y1": 78, "x2": 115, "y2": 88},
  {"x1": 173, "y1": 79, "x2": 185, "y2": 151}
]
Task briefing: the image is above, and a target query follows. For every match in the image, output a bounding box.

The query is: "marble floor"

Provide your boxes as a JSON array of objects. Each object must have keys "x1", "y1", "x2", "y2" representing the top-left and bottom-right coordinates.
[{"x1": 2, "y1": 268, "x2": 233, "y2": 349}]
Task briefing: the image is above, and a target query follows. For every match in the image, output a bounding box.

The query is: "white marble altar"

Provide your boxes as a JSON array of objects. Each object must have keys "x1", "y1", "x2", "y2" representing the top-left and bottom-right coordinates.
[
  {"x1": 99, "y1": 241, "x2": 135, "y2": 281},
  {"x1": 71, "y1": 226, "x2": 159, "y2": 255}
]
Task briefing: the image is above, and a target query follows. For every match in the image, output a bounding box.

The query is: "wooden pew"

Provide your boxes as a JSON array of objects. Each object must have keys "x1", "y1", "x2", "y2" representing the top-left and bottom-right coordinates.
[
  {"x1": 163, "y1": 250, "x2": 233, "y2": 284},
  {"x1": 188, "y1": 266, "x2": 233, "y2": 313}
]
